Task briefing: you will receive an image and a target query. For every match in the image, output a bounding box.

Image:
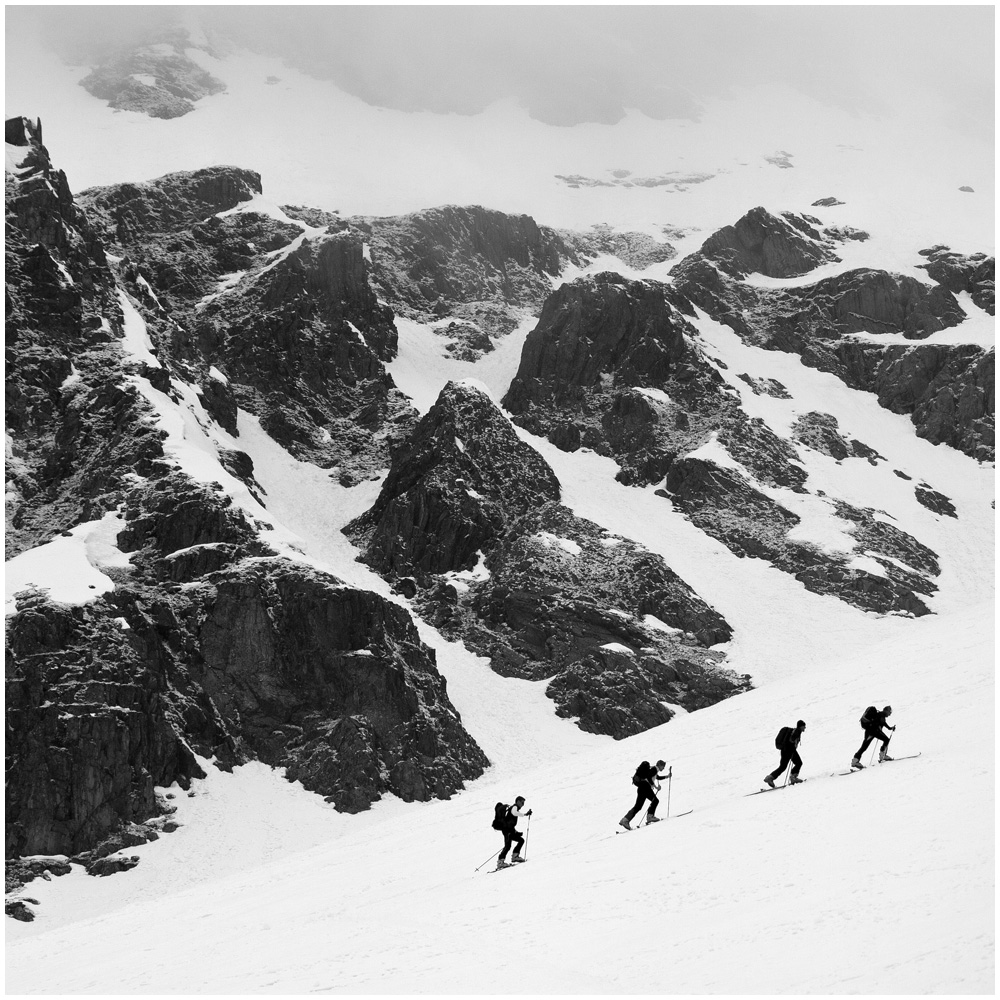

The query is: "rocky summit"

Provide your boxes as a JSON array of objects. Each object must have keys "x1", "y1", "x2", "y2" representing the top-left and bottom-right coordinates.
[{"x1": 3, "y1": 106, "x2": 993, "y2": 913}]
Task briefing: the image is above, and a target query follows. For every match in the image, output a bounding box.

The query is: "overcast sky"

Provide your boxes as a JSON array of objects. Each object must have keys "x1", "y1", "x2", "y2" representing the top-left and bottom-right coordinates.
[{"x1": 6, "y1": 5, "x2": 994, "y2": 134}]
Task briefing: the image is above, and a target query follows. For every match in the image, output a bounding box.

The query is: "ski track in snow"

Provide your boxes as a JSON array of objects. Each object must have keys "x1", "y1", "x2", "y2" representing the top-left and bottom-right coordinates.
[{"x1": 4, "y1": 37, "x2": 994, "y2": 995}]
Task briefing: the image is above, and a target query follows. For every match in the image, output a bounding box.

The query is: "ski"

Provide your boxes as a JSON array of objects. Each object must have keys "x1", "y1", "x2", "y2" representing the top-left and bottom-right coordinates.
[
  {"x1": 746, "y1": 780, "x2": 807, "y2": 797},
  {"x1": 489, "y1": 860, "x2": 527, "y2": 873},
  {"x1": 615, "y1": 809, "x2": 693, "y2": 833},
  {"x1": 839, "y1": 753, "x2": 921, "y2": 776}
]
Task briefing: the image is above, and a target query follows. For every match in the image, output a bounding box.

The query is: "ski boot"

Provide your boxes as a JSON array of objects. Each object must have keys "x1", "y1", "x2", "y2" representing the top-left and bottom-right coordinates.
[
  {"x1": 495, "y1": 860, "x2": 511, "y2": 870},
  {"x1": 879, "y1": 752, "x2": 894, "y2": 762},
  {"x1": 850, "y1": 758, "x2": 864, "y2": 770},
  {"x1": 511, "y1": 855, "x2": 526, "y2": 864},
  {"x1": 618, "y1": 817, "x2": 631, "y2": 831},
  {"x1": 789, "y1": 773, "x2": 804, "y2": 785},
  {"x1": 763, "y1": 775, "x2": 776, "y2": 789},
  {"x1": 645, "y1": 815, "x2": 662, "y2": 825}
]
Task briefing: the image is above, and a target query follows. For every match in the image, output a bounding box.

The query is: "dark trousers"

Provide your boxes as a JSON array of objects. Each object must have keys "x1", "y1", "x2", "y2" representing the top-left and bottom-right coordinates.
[
  {"x1": 499, "y1": 828, "x2": 523, "y2": 861},
  {"x1": 855, "y1": 729, "x2": 890, "y2": 760},
  {"x1": 624, "y1": 784, "x2": 659, "y2": 822},
  {"x1": 768, "y1": 746, "x2": 802, "y2": 780}
]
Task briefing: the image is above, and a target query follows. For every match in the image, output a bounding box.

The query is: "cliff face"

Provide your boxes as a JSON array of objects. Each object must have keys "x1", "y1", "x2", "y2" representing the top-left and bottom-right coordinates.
[
  {"x1": 669, "y1": 222, "x2": 993, "y2": 463},
  {"x1": 78, "y1": 166, "x2": 414, "y2": 483},
  {"x1": 346, "y1": 380, "x2": 562, "y2": 576},
  {"x1": 502, "y1": 272, "x2": 940, "y2": 617},
  {"x1": 346, "y1": 381, "x2": 747, "y2": 739},
  {"x1": 350, "y1": 204, "x2": 576, "y2": 358},
  {"x1": 5, "y1": 120, "x2": 488, "y2": 862}
]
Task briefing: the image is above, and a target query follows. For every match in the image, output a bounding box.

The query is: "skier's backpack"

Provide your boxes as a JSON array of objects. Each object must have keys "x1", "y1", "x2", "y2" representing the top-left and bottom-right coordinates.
[
  {"x1": 860, "y1": 705, "x2": 877, "y2": 728},
  {"x1": 492, "y1": 802, "x2": 509, "y2": 831},
  {"x1": 775, "y1": 726, "x2": 793, "y2": 749},
  {"x1": 632, "y1": 761, "x2": 652, "y2": 786}
]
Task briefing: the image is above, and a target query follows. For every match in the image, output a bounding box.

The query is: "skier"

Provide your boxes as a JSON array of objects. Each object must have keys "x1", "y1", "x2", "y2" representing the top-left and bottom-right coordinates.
[
  {"x1": 764, "y1": 720, "x2": 806, "y2": 787},
  {"x1": 619, "y1": 759, "x2": 668, "y2": 830},
  {"x1": 851, "y1": 705, "x2": 896, "y2": 768},
  {"x1": 496, "y1": 796, "x2": 532, "y2": 869}
]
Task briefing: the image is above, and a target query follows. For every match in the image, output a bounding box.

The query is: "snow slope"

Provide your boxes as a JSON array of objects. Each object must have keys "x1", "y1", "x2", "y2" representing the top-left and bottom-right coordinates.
[
  {"x1": 4, "y1": 36, "x2": 994, "y2": 995},
  {"x1": 6, "y1": 277, "x2": 994, "y2": 994},
  {"x1": 6, "y1": 601, "x2": 993, "y2": 993}
]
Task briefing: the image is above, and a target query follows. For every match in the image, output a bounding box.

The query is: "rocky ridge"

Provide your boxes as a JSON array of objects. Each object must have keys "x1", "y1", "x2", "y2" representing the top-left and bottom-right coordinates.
[
  {"x1": 5, "y1": 120, "x2": 488, "y2": 885},
  {"x1": 502, "y1": 271, "x2": 941, "y2": 616},
  {"x1": 669, "y1": 210, "x2": 994, "y2": 462},
  {"x1": 347, "y1": 382, "x2": 747, "y2": 737}
]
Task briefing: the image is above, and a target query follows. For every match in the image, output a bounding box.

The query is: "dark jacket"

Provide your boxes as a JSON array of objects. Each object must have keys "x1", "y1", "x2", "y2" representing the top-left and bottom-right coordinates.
[
  {"x1": 864, "y1": 710, "x2": 892, "y2": 733},
  {"x1": 780, "y1": 726, "x2": 804, "y2": 750}
]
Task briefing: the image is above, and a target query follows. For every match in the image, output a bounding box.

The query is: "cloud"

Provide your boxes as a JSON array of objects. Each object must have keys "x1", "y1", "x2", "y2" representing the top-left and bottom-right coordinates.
[{"x1": 6, "y1": 5, "x2": 994, "y2": 133}]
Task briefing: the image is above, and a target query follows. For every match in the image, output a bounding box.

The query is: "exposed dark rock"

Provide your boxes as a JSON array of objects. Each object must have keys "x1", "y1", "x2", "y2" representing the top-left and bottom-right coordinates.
[
  {"x1": 695, "y1": 207, "x2": 839, "y2": 279},
  {"x1": 959, "y1": 186, "x2": 974, "y2": 193},
  {"x1": 736, "y1": 374, "x2": 792, "y2": 399},
  {"x1": 5, "y1": 900, "x2": 36, "y2": 921},
  {"x1": 915, "y1": 486, "x2": 958, "y2": 518},
  {"x1": 86, "y1": 855, "x2": 140, "y2": 877},
  {"x1": 917, "y1": 246, "x2": 994, "y2": 315},
  {"x1": 824, "y1": 225, "x2": 870, "y2": 243},
  {"x1": 79, "y1": 29, "x2": 225, "y2": 119},
  {"x1": 503, "y1": 272, "x2": 807, "y2": 490},
  {"x1": 668, "y1": 247, "x2": 986, "y2": 460},
  {"x1": 559, "y1": 223, "x2": 676, "y2": 270},
  {"x1": 346, "y1": 381, "x2": 561, "y2": 577},
  {"x1": 663, "y1": 457, "x2": 937, "y2": 616},
  {"x1": 6, "y1": 126, "x2": 489, "y2": 865},
  {"x1": 832, "y1": 341, "x2": 993, "y2": 461},
  {"x1": 5, "y1": 857, "x2": 72, "y2": 893},
  {"x1": 812, "y1": 197, "x2": 845, "y2": 207},
  {"x1": 412, "y1": 502, "x2": 747, "y2": 739},
  {"x1": 192, "y1": 558, "x2": 488, "y2": 811},
  {"x1": 5, "y1": 593, "x2": 206, "y2": 857},
  {"x1": 198, "y1": 372, "x2": 239, "y2": 435},
  {"x1": 351, "y1": 204, "x2": 572, "y2": 341},
  {"x1": 79, "y1": 166, "x2": 264, "y2": 251},
  {"x1": 791, "y1": 412, "x2": 885, "y2": 464}
]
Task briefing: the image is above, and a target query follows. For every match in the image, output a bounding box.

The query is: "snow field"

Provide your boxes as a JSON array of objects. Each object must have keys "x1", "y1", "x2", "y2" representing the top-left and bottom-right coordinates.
[{"x1": 6, "y1": 600, "x2": 992, "y2": 993}]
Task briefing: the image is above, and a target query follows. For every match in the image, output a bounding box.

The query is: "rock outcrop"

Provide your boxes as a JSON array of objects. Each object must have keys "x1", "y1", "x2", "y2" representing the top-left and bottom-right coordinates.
[
  {"x1": 347, "y1": 382, "x2": 746, "y2": 738},
  {"x1": 346, "y1": 380, "x2": 562, "y2": 577},
  {"x1": 694, "y1": 207, "x2": 839, "y2": 279},
  {"x1": 663, "y1": 458, "x2": 937, "y2": 617},
  {"x1": 917, "y1": 246, "x2": 995, "y2": 315},
  {"x1": 503, "y1": 272, "x2": 807, "y2": 489},
  {"x1": 669, "y1": 234, "x2": 991, "y2": 461},
  {"x1": 502, "y1": 272, "x2": 939, "y2": 615},
  {"x1": 5, "y1": 121, "x2": 488, "y2": 868},
  {"x1": 79, "y1": 165, "x2": 417, "y2": 481},
  {"x1": 79, "y1": 28, "x2": 225, "y2": 119}
]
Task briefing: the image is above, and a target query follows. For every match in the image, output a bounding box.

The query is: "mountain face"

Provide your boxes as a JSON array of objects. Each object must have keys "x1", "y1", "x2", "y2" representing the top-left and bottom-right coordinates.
[
  {"x1": 669, "y1": 216, "x2": 994, "y2": 463},
  {"x1": 346, "y1": 380, "x2": 745, "y2": 738},
  {"x1": 3, "y1": 112, "x2": 993, "y2": 880},
  {"x1": 5, "y1": 119, "x2": 487, "y2": 861}
]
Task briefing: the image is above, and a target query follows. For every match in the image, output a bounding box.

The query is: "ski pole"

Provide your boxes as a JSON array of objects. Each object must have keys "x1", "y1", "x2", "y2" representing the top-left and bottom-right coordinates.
[
  {"x1": 522, "y1": 815, "x2": 531, "y2": 860},
  {"x1": 666, "y1": 766, "x2": 673, "y2": 818},
  {"x1": 475, "y1": 849, "x2": 500, "y2": 872}
]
